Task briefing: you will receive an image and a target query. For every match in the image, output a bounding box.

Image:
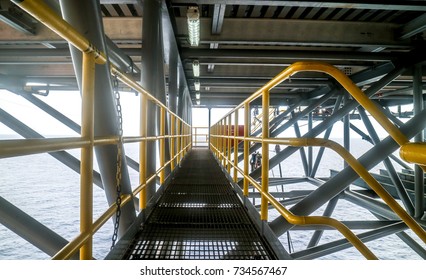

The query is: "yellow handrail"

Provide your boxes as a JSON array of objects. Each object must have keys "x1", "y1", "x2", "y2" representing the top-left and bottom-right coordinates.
[
  {"x1": 210, "y1": 61, "x2": 426, "y2": 259},
  {"x1": 7, "y1": 0, "x2": 192, "y2": 260}
]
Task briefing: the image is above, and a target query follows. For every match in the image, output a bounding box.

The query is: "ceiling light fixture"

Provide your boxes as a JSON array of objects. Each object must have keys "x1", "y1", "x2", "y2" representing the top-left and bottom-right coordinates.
[
  {"x1": 187, "y1": 6, "x2": 200, "y2": 47},
  {"x1": 195, "y1": 92, "x2": 200, "y2": 100},
  {"x1": 192, "y1": 60, "x2": 200, "y2": 77},
  {"x1": 194, "y1": 80, "x2": 200, "y2": 91}
]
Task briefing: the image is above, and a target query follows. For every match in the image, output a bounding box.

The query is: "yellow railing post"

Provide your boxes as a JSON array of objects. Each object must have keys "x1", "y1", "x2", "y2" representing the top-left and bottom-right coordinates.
[
  {"x1": 213, "y1": 125, "x2": 217, "y2": 154},
  {"x1": 227, "y1": 115, "x2": 232, "y2": 173},
  {"x1": 177, "y1": 120, "x2": 181, "y2": 163},
  {"x1": 243, "y1": 103, "x2": 249, "y2": 196},
  {"x1": 261, "y1": 90, "x2": 270, "y2": 221},
  {"x1": 233, "y1": 110, "x2": 239, "y2": 182},
  {"x1": 139, "y1": 94, "x2": 147, "y2": 210},
  {"x1": 160, "y1": 107, "x2": 166, "y2": 184},
  {"x1": 170, "y1": 114, "x2": 176, "y2": 170},
  {"x1": 219, "y1": 120, "x2": 223, "y2": 164},
  {"x1": 80, "y1": 52, "x2": 95, "y2": 260}
]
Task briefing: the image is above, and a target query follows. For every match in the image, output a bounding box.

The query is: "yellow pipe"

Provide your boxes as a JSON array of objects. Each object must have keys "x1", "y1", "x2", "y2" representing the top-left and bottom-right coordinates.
[
  {"x1": 160, "y1": 107, "x2": 166, "y2": 184},
  {"x1": 214, "y1": 132, "x2": 426, "y2": 256},
  {"x1": 227, "y1": 115, "x2": 232, "y2": 173},
  {"x1": 80, "y1": 52, "x2": 95, "y2": 260},
  {"x1": 53, "y1": 194, "x2": 133, "y2": 260},
  {"x1": 13, "y1": 0, "x2": 106, "y2": 64},
  {"x1": 264, "y1": 137, "x2": 426, "y2": 244},
  {"x1": 0, "y1": 138, "x2": 89, "y2": 159},
  {"x1": 296, "y1": 62, "x2": 408, "y2": 146},
  {"x1": 243, "y1": 103, "x2": 250, "y2": 196},
  {"x1": 400, "y1": 143, "x2": 426, "y2": 166},
  {"x1": 170, "y1": 115, "x2": 176, "y2": 170},
  {"x1": 112, "y1": 68, "x2": 188, "y2": 127},
  {"x1": 244, "y1": 171, "x2": 377, "y2": 259},
  {"x1": 177, "y1": 120, "x2": 181, "y2": 163},
  {"x1": 212, "y1": 62, "x2": 407, "y2": 147},
  {"x1": 261, "y1": 90, "x2": 270, "y2": 221},
  {"x1": 233, "y1": 111, "x2": 239, "y2": 182}
]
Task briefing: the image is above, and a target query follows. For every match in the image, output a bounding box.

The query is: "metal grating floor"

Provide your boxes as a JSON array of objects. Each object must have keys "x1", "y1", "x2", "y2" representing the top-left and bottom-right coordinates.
[{"x1": 122, "y1": 148, "x2": 276, "y2": 260}]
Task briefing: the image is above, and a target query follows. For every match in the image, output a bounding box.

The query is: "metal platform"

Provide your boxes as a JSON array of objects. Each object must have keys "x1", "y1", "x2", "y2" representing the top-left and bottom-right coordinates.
[{"x1": 120, "y1": 148, "x2": 277, "y2": 260}]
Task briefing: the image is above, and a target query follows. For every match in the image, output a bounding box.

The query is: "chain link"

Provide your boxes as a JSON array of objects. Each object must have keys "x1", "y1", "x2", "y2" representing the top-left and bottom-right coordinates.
[{"x1": 111, "y1": 76, "x2": 123, "y2": 250}]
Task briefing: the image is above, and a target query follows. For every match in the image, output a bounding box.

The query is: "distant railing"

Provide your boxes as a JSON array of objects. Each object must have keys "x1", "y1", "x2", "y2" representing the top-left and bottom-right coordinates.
[
  {"x1": 192, "y1": 126, "x2": 209, "y2": 147},
  {"x1": 210, "y1": 61, "x2": 426, "y2": 260},
  {"x1": 5, "y1": 0, "x2": 191, "y2": 260}
]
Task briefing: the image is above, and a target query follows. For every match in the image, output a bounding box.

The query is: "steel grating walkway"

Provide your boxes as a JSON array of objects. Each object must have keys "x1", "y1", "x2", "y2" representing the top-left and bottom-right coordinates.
[{"x1": 121, "y1": 148, "x2": 277, "y2": 260}]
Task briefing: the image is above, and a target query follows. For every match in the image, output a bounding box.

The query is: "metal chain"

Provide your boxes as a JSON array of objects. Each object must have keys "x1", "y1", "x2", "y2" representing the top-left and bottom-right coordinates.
[{"x1": 111, "y1": 76, "x2": 123, "y2": 250}]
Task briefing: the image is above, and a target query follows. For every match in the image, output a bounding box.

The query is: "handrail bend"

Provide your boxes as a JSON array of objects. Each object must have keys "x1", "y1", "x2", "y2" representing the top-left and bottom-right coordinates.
[{"x1": 211, "y1": 61, "x2": 426, "y2": 259}]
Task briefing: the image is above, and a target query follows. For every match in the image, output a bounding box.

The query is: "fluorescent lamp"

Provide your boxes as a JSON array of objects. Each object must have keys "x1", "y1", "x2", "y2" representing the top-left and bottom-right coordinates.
[
  {"x1": 192, "y1": 60, "x2": 200, "y2": 77},
  {"x1": 196, "y1": 99, "x2": 200, "y2": 105},
  {"x1": 187, "y1": 6, "x2": 200, "y2": 46},
  {"x1": 195, "y1": 92, "x2": 200, "y2": 100},
  {"x1": 194, "y1": 80, "x2": 200, "y2": 91}
]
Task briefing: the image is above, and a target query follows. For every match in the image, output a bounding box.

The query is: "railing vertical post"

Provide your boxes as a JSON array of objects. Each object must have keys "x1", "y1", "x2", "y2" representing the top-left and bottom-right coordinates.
[
  {"x1": 177, "y1": 120, "x2": 181, "y2": 163},
  {"x1": 160, "y1": 107, "x2": 166, "y2": 184},
  {"x1": 244, "y1": 103, "x2": 249, "y2": 196},
  {"x1": 80, "y1": 52, "x2": 95, "y2": 260},
  {"x1": 140, "y1": 94, "x2": 147, "y2": 210},
  {"x1": 213, "y1": 125, "x2": 217, "y2": 154},
  {"x1": 233, "y1": 110, "x2": 239, "y2": 182},
  {"x1": 227, "y1": 115, "x2": 232, "y2": 173},
  {"x1": 220, "y1": 120, "x2": 224, "y2": 165},
  {"x1": 211, "y1": 125, "x2": 214, "y2": 152},
  {"x1": 261, "y1": 90, "x2": 270, "y2": 221},
  {"x1": 170, "y1": 114, "x2": 176, "y2": 171}
]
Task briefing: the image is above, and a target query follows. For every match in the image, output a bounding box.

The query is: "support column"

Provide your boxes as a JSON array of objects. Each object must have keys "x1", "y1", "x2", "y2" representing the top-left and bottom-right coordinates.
[
  {"x1": 413, "y1": 63, "x2": 424, "y2": 218},
  {"x1": 59, "y1": 0, "x2": 135, "y2": 239},
  {"x1": 141, "y1": 0, "x2": 162, "y2": 199},
  {"x1": 308, "y1": 112, "x2": 313, "y2": 175}
]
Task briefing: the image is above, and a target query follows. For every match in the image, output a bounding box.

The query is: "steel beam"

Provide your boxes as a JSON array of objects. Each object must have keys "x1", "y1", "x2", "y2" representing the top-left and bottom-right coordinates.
[
  {"x1": 0, "y1": 107, "x2": 103, "y2": 187},
  {"x1": 310, "y1": 94, "x2": 343, "y2": 177},
  {"x1": 398, "y1": 13, "x2": 426, "y2": 40},
  {"x1": 59, "y1": 0, "x2": 136, "y2": 238},
  {"x1": 307, "y1": 197, "x2": 339, "y2": 248},
  {"x1": 9, "y1": 90, "x2": 140, "y2": 173},
  {"x1": 270, "y1": 107, "x2": 426, "y2": 236},
  {"x1": 181, "y1": 49, "x2": 398, "y2": 62},
  {"x1": 211, "y1": 4, "x2": 226, "y2": 35},
  {"x1": 175, "y1": 18, "x2": 410, "y2": 48},
  {"x1": 292, "y1": 112, "x2": 309, "y2": 177},
  {"x1": 358, "y1": 106, "x2": 415, "y2": 215},
  {"x1": 291, "y1": 222, "x2": 407, "y2": 260},
  {"x1": 0, "y1": 196, "x2": 78, "y2": 259},
  {"x1": 171, "y1": 1, "x2": 426, "y2": 11},
  {"x1": 344, "y1": 190, "x2": 400, "y2": 220},
  {"x1": 371, "y1": 213, "x2": 426, "y2": 259}
]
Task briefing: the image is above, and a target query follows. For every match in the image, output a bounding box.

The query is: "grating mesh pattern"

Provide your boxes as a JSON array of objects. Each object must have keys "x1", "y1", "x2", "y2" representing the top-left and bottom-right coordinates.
[
  {"x1": 123, "y1": 148, "x2": 275, "y2": 260},
  {"x1": 157, "y1": 193, "x2": 242, "y2": 208},
  {"x1": 125, "y1": 225, "x2": 269, "y2": 260}
]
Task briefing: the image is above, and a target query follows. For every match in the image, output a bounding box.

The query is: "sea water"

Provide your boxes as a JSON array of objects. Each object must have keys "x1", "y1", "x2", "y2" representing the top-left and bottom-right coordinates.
[{"x1": 0, "y1": 136, "x2": 423, "y2": 260}]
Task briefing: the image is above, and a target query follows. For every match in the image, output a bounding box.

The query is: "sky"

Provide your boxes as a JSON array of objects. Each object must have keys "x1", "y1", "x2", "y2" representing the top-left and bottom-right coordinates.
[{"x1": 0, "y1": 88, "x2": 407, "y2": 139}]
